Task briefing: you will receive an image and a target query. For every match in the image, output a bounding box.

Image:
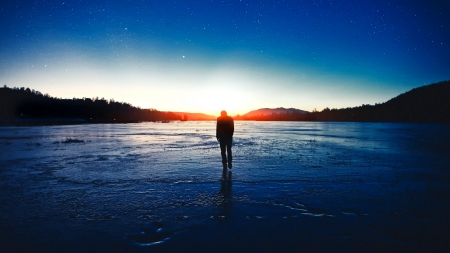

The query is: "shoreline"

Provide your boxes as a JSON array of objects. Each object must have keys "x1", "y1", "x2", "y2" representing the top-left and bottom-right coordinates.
[{"x1": 2, "y1": 117, "x2": 449, "y2": 127}]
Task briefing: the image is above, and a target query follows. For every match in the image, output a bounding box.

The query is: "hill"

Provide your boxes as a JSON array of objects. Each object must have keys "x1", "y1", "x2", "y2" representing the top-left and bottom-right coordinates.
[
  {"x1": 312, "y1": 80, "x2": 450, "y2": 123},
  {"x1": 235, "y1": 107, "x2": 311, "y2": 121},
  {"x1": 242, "y1": 107, "x2": 309, "y2": 117}
]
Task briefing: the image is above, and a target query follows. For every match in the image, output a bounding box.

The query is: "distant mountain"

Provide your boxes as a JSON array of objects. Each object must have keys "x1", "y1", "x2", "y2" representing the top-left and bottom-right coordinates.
[
  {"x1": 234, "y1": 107, "x2": 311, "y2": 121},
  {"x1": 242, "y1": 107, "x2": 309, "y2": 117},
  {"x1": 172, "y1": 112, "x2": 217, "y2": 121}
]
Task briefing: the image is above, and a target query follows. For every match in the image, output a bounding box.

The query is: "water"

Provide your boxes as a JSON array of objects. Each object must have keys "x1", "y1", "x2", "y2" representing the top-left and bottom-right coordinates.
[{"x1": 0, "y1": 121, "x2": 449, "y2": 252}]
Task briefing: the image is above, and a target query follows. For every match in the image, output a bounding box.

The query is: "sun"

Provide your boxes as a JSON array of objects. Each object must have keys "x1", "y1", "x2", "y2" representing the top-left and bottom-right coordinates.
[{"x1": 191, "y1": 87, "x2": 249, "y2": 116}]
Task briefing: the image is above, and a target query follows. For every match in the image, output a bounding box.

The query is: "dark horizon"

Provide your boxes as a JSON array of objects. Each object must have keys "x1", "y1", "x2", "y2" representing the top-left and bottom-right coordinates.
[{"x1": 1, "y1": 80, "x2": 449, "y2": 125}]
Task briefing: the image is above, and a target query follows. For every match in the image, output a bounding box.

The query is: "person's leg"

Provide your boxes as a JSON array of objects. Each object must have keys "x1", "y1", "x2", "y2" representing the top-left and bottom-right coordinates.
[
  {"x1": 220, "y1": 140, "x2": 227, "y2": 165},
  {"x1": 226, "y1": 138, "x2": 232, "y2": 168}
]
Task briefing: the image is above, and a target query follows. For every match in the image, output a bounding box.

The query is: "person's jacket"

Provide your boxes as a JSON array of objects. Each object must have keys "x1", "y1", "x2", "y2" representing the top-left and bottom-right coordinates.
[{"x1": 216, "y1": 115, "x2": 234, "y2": 139}]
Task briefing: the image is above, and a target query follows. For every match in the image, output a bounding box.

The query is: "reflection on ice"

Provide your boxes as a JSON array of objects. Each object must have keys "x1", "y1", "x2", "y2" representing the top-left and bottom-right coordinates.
[{"x1": 1, "y1": 121, "x2": 450, "y2": 252}]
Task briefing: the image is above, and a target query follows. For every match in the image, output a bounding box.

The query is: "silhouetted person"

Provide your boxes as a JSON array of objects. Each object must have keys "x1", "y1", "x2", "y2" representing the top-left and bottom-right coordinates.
[{"x1": 216, "y1": 110, "x2": 234, "y2": 169}]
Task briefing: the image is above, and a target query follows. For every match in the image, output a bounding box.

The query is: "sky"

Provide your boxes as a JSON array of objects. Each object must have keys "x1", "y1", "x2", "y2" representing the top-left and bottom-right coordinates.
[{"x1": 1, "y1": 0, "x2": 449, "y2": 116}]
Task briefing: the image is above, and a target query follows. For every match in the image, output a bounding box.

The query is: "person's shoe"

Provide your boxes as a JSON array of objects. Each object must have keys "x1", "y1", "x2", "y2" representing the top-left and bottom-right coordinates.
[
  {"x1": 222, "y1": 162, "x2": 227, "y2": 170},
  {"x1": 228, "y1": 162, "x2": 232, "y2": 169}
]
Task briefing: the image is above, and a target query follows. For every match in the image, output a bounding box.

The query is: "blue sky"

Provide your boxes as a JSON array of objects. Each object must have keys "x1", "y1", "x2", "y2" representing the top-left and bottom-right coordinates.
[{"x1": 1, "y1": 0, "x2": 449, "y2": 115}]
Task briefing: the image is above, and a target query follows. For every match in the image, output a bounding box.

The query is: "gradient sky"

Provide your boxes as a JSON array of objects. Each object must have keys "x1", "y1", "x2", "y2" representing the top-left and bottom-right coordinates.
[{"x1": 1, "y1": 0, "x2": 449, "y2": 116}]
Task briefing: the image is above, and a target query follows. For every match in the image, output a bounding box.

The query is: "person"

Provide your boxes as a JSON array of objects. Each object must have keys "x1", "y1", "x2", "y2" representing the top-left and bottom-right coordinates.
[{"x1": 216, "y1": 110, "x2": 234, "y2": 169}]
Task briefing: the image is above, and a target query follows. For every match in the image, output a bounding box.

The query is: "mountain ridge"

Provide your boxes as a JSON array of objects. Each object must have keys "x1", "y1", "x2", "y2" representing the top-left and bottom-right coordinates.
[{"x1": 240, "y1": 107, "x2": 309, "y2": 117}]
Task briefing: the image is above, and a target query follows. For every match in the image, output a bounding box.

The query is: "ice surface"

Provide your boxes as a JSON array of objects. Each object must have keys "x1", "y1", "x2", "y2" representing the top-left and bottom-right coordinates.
[{"x1": 0, "y1": 121, "x2": 449, "y2": 252}]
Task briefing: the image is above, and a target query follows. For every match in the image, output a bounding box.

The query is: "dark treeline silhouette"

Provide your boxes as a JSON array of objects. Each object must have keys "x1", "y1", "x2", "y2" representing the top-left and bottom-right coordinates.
[
  {"x1": 0, "y1": 85, "x2": 181, "y2": 125},
  {"x1": 310, "y1": 80, "x2": 450, "y2": 124},
  {"x1": 234, "y1": 80, "x2": 450, "y2": 124},
  {"x1": 1, "y1": 80, "x2": 449, "y2": 125}
]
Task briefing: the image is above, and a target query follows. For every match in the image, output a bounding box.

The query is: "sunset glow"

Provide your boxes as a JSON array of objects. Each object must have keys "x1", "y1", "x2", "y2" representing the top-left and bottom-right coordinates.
[{"x1": 1, "y1": 0, "x2": 449, "y2": 116}]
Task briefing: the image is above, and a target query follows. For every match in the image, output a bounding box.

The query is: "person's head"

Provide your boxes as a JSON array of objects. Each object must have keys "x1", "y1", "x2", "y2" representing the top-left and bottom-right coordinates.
[{"x1": 220, "y1": 110, "x2": 227, "y2": 116}]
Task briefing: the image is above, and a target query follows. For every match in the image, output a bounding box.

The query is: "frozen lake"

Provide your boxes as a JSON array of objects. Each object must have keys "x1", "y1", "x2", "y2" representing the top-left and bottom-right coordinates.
[{"x1": 1, "y1": 121, "x2": 449, "y2": 252}]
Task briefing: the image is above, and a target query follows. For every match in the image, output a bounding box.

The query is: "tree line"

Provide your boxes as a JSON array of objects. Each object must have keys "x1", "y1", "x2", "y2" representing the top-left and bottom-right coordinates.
[
  {"x1": 310, "y1": 80, "x2": 450, "y2": 124},
  {"x1": 1, "y1": 80, "x2": 449, "y2": 125},
  {"x1": 0, "y1": 85, "x2": 181, "y2": 124},
  {"x1": 234, "y1": 80, "x2": 450, "y2": 124}
]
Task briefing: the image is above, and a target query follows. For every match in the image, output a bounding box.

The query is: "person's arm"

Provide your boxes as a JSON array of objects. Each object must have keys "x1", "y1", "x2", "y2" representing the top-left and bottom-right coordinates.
[
  {"x1": 216, "y1": 119, "x2": 220, "y2": 141},
  {"x1": 231, "y1": 118, "x2": 234, "y2": 136}
]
